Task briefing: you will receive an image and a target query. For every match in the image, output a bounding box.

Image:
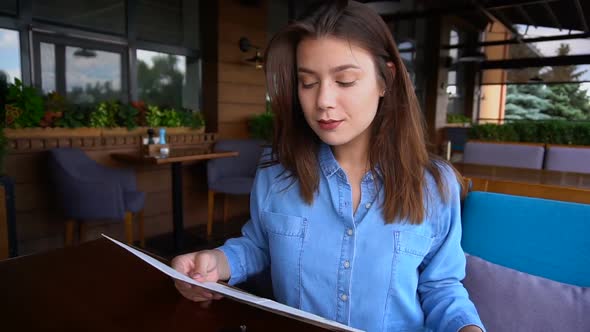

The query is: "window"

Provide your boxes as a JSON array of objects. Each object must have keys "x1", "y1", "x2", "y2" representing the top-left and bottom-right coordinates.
[
  {"x1": 446, "y1": 29, "x2": 466, "y2": 118},
  {"x1": 40, "y1": 43, "x2": 55, "y2": 93},
  {"x1": 35, "y1": 34, "x2": 126, "y2": 105},
  {"x1": 66, "y1": 46, "x2": 122, "y2": 104},
  {"x1": 32, "y1": 0, "x2": 125, "y2": 35},
  {"x1": 0, "y1": 28, "x2": 21, "y2": 84},
  {"x1": 137, "y1": 49, "x2": 199, "y2": 110}
]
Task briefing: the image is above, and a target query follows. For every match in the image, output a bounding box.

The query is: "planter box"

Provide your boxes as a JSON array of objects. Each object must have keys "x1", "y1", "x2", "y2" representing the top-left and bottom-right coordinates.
[
  {"x1": 5, "y1": 127, "x2": 213, "y2": 152},
  {"x1": 6, "y1": 127, "x2": 206, "y2": 139},
  {"x1": 5, "y1": 127, "x2": 102, "y2": 138}
]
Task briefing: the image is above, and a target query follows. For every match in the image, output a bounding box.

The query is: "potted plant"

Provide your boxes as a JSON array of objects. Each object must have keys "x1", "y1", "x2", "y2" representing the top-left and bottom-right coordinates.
[{"x1": 249, "y1": 111, "x2": 273, "y2": 142}]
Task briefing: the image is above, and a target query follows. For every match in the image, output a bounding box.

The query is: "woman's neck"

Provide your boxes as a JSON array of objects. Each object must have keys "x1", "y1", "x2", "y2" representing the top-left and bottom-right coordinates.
[{"x1": 331, "y1": 135, "x2": 370, "y2": 172}]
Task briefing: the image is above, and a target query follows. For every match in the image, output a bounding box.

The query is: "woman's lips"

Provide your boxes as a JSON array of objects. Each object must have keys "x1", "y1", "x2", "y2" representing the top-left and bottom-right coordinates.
[{"x1": 318, "y1": 120, "x2": 343, "y2": 130}]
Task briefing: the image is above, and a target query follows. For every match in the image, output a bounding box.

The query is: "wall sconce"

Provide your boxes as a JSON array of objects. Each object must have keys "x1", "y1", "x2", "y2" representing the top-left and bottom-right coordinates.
[{"x1": 239, "y1": 37, "x2": 263, "y2": 70}]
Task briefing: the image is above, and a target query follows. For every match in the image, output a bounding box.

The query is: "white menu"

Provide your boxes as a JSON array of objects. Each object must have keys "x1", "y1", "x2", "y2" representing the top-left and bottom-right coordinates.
[{"x1": 102, "y1": 234, "x2": 364, "y2": 332}]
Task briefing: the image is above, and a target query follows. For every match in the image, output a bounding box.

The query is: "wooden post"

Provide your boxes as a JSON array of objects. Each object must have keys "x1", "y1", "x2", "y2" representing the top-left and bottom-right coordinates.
[{"x1": 124, "y1": 212, "x2": 134, "y2": 245}]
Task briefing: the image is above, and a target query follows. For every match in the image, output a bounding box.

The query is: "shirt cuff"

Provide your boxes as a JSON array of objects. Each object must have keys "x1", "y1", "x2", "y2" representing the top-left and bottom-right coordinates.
[
  {"x1": 216, "y1": 245, "x2": 246, "y2": 286},
  {"x1": 446, "y1": 314, "x2": 486, "y2": 332}
]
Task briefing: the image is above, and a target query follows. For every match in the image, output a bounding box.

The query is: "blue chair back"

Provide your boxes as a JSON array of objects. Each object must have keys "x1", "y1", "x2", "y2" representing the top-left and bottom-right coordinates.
[
  {"x1": 462, "y1": 191, "x2": 590, "y2": 287},
  {"x1": 463, "y1": 141, "x2": 544, "y2": 169},
  {"x1": 207, "y1": 139, "x2": 265, "y2": 186}
]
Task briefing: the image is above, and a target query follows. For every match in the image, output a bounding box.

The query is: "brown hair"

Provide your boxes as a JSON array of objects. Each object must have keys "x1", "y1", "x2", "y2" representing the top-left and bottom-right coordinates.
[{"x1": 263, "y1": 0, "x2": 464, "y2": 224}]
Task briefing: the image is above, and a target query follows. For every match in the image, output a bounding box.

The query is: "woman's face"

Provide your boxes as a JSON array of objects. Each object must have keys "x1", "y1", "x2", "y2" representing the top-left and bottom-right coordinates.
[{"x1": 296, "y1": 36, "x2": 383, "y2": 148}]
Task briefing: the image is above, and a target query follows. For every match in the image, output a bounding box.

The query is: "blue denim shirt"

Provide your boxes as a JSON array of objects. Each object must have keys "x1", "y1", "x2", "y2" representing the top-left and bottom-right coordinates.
[{"x1": 218, "y1": 144, "x2": 484, "y2": 332}]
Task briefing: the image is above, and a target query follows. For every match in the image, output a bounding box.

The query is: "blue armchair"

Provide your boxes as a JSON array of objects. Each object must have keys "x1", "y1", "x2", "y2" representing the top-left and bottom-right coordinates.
[
  {"x1": 48, "y1": 148, "x2": 145, "y2": 246},
  {"x1": 206, "y1": 139, "x2": 264, "y2": 238}
]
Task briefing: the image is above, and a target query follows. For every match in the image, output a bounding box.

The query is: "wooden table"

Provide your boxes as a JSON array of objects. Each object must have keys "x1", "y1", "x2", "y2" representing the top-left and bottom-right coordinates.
[
  {"x1": 453, "y1": 162, "x2": 590, "y2": 189},
  {"x1": 0, "y1": 238, "x2": 329, "y2": 331},
  {"x1": 112, "y1": 149, "x2": 239, "y2": 251}
]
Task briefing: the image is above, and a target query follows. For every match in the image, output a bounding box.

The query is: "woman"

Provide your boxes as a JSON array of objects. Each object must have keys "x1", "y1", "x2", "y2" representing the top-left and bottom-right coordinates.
[{"x1": 172, "y1": 1, "x2": 484, "y2": 331}]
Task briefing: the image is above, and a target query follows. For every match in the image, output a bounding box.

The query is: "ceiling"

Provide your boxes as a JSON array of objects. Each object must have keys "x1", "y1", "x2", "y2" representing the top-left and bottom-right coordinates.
[{"x1": 370, "y1": 0, "x2": 590, "y2": 34}]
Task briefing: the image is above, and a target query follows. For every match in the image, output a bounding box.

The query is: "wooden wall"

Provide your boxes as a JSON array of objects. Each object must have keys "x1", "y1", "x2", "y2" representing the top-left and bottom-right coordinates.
[
  {"x1": 6, "y1": 0, "x2": 270, "y2": 256},
  {"x1": 217, "y1": 0, "x2": 268, "y2": 139}
]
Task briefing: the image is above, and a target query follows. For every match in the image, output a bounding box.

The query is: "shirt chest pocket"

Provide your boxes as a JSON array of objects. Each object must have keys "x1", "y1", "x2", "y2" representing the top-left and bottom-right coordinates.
[
  {"x1": 394, "y1": 230, "x2": 434, "y2": 261},
  {"x1": 262, "y1": 211, "x2": 306, "y2": 237}
]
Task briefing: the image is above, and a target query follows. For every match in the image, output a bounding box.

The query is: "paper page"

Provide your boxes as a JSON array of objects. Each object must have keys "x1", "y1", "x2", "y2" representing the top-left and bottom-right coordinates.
[{"x1": 102, "y1": 234, "x2": 364, "y2": 332}]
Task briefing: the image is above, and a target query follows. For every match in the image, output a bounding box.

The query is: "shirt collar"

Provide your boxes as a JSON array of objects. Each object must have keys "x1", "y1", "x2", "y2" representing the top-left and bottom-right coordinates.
[{"x1": 319, "y1": 143, "x2": 340, "y2": 178}]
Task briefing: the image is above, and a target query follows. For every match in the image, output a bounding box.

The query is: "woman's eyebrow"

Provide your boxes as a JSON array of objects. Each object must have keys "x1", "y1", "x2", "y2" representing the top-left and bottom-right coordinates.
[{"x1": 297, "y1": 64, "x2": 361, "y2": 75}]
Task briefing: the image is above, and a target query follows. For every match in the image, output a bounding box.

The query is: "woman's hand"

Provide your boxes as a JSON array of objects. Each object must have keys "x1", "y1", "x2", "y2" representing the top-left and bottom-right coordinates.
[
  {"x1": 459, "y1": 325, "x2": 483, "y2": 332},
  {"x1": 171, "y1": 249, "x2": 230, "y2": 302}
]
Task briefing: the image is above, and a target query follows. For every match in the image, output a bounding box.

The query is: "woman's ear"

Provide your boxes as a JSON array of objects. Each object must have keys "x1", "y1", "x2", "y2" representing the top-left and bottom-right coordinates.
[{"x1": 386, "y1": 61, "x2": 396, "y2": 78}]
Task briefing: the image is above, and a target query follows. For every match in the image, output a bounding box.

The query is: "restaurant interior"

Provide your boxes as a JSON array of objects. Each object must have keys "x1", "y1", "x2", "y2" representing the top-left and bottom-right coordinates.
[{"x1": 0, "y1": 0, "x2": 588, "y2": 330}]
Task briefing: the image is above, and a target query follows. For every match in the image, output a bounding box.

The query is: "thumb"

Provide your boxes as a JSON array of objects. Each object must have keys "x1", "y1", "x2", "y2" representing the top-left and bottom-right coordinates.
[{"x1": 190, "y1": 252, "x2": 211, "y2": 280}]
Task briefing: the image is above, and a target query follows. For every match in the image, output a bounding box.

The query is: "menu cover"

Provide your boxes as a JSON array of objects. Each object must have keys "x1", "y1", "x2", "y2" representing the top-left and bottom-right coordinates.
[{"x1": 102, "y1": 234, "x2": 364, "y2": 332}]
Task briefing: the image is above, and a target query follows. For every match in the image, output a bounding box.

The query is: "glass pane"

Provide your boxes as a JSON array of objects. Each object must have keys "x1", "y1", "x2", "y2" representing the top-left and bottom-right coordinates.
[
  {"x1": 136, "y1": 0, "x2": 200, "y2": 49},
  {"x1": 66, "y1": 46, "x2": 122, "y2": 104},
  {"x1": 137, "y1": 49, "x2": 194, "y2": 109},
  {"x1": 32, "y1": 0, "x2": 125, "y2": 35},
  {"x1": 40, "y1": 42, "x2": 56, "y2": 94},
  {"x1": 0, "y1": 0, "x2": 17, "y2": 15},
  {"x1": 504, "y1": 83, "x2": 590, "y2": 121},
  {"x1": 0, "y1": 28, "x2": 21, "y2": 84}
]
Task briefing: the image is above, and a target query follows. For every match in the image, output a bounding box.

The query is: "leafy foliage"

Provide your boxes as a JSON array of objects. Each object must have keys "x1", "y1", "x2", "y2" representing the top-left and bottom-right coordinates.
[
  {"x1": 116, "y1": 103, "x2": 139, "y2": 130},
  {"x1": 5, "y1": 78, "x2": 45, "y2": 128},
  {"x1": 469, "y1": 121, "x2": 590, "y2": 145},
  {"x1": 56, "y1": 105, "x2": 92, "y2": 128},
  {"x1": 249, "y1": 112, "x2": 274, "y2": 142},
  {"x1": 89, "y1": 101, "x2": 118, "y2": 128}
]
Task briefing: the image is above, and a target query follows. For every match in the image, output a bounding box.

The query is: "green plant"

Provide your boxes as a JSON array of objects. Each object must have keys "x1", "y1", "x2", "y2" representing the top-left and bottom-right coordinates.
[
  {"x1": 56, "y1": 105, "x2": 92, "y2": 128},
  {"x1": 249, "y1": 111, "x2": 274, "y2": 142},
  {"x1": 192, "y1": 111, "x2": 205, "y2": 129},
  {"x1": 179, "y1": 109, "x2": 205, "y2": 129},
  {"x1": 40, "y1": 92, "x2": 68, "y2": 127},
  {"x1": 447, "y1": 113, "x2": 471, "y2": 124},
  {"x1": 469, "y1": 121, "x2": 590, "y2": 145},
  {"x1": 116, "y1": 103, "x2": 139, "y2": 130},
  {"x1": 160, "y1": 108, "x2": 182, "y2": 127},
  {"x1": 145, "y1": 105, "x2": 163, "y2": 127},
  {"x1": 5, "y1": 78, "x2": 44, "y2": 128},
  {"x1": 89, "y1": 101, "x2": 118, "y2": 128}
]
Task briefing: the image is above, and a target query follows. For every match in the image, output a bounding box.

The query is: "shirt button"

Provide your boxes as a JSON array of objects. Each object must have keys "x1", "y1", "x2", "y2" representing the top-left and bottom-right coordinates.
[
  {"x1": 340, "y1": 294, "x2": 348, "y2": 302},
  {"x1": 343, "y1": 261, "x2": 350, "y2": 269},
  {"x1": 347, "y1": 228, "x2": 353, "y2": 236},
  {"x1": 365, "y1": 203, "x2": 371, "y2": 209}
]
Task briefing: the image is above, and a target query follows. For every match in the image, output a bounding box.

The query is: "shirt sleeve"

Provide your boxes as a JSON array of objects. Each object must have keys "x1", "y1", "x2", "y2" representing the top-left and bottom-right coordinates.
[
  {"x1": 418, "y1": 167, "x2": 486, "y2": 332},
  {"x1": 216, "y1": 167, "x2": 271, "y2": 286}
]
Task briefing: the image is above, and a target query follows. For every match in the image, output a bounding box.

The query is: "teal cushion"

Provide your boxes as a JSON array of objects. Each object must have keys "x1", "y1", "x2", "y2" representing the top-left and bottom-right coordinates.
[{"x1": 461, "y1": 191, "x2": 590, "y2": 287}]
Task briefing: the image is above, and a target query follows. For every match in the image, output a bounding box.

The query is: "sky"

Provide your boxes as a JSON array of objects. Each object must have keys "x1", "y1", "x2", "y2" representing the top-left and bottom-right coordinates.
[{"x1": 0, "y1": 28, "x2": 21, "y2": 82}]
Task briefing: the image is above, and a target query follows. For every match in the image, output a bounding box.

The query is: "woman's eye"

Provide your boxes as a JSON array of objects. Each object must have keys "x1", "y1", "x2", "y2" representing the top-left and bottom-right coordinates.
[
  {"x1": 301, "y1": 82, "x2": 318, "y2": 89},
  {"x1": 337, "y1": 81, "x2": 357, "y2": 87}
]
